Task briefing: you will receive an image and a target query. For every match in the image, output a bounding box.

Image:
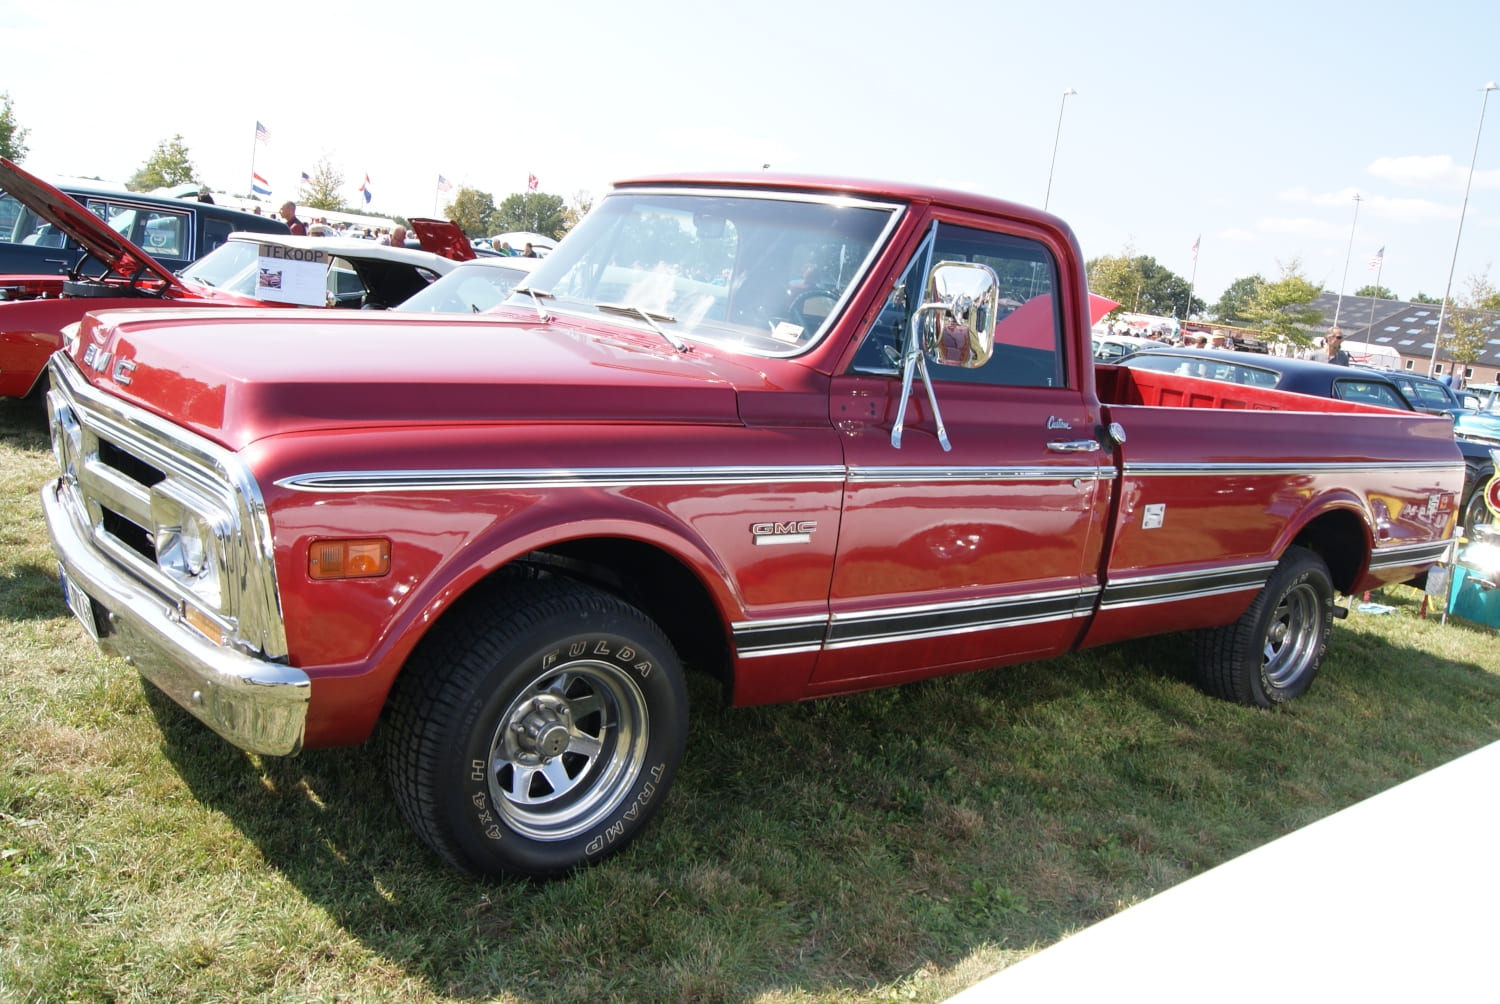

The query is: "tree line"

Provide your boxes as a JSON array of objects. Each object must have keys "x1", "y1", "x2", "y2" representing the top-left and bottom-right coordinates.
[{"x1": 4, "y1": 100, "x2": 1495, "y2": 364}]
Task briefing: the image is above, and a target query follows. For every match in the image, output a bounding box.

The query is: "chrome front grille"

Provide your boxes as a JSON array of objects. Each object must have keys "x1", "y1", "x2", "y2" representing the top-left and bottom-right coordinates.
[{"x1": 46, "y1": 356, "x2": 288, "y2": 661}]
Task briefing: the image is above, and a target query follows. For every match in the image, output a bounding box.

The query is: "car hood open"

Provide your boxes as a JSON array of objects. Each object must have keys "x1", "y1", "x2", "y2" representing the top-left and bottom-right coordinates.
[
  {"x1": 0, "y1": 157, "x2": 187, "y2": 292},
  {"x1": 409, "y1": 217, "x2": 476, "y2": 261}
]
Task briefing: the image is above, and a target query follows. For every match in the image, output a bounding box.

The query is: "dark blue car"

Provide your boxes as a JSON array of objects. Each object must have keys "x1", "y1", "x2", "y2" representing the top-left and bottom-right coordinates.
[{"x1": 0, "y1": 169, "x2": 287, "y2": 276}]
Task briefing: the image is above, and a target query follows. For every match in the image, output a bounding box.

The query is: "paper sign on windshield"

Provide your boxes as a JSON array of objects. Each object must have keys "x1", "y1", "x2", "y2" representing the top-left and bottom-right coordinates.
[{"x1": 255, "y1": 243, "x2": 330, "y2": 306}]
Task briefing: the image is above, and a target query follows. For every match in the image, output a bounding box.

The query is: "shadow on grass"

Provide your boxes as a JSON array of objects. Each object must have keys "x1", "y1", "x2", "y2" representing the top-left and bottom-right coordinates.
[
  {"x1": 140, "y1": 620, "x2": 1500, "y2": 1004},
  {"x1": 0, "y1": 562, "x2": 69, "y2": 623}
]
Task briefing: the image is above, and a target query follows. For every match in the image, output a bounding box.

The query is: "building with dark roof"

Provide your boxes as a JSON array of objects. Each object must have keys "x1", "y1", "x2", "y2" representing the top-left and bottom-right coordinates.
[{"x1": 1309, "y1": 291, "x2": 1500, "y2": 383}]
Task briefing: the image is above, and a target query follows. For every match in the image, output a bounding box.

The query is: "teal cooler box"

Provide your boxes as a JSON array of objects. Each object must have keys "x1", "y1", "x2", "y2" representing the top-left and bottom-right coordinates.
[{"x1": 1448, "y1": 543, "x2": 1500, "y2": 627}]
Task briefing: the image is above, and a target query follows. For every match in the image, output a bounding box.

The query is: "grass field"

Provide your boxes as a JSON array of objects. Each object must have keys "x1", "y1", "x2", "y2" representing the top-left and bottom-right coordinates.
[{"x1": 3, "y1": 394, "x2": 1498, "y2": 1003}]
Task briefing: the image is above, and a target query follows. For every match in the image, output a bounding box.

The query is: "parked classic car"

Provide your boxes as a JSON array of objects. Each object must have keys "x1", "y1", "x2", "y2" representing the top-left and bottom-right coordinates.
[
  {"x1": 393, "y1": 256, "x2": 540, "y2": 314},
  {"x1": 1387, "y1": 371, "x2": 1500, "y2": 531},
  {"x1": 0, "y1": 159, "x2": 462, "y2": 400},
  {"x1": 0, "y1": 159, "x2": 287, "y2": 276}
]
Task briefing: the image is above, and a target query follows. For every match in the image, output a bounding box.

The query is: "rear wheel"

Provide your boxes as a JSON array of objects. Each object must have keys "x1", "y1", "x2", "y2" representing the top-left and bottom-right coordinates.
[
  {"x1": 1462, "y1": 462, "x2": 1494, "y2": 534},
  {"x1": 1194, "y1": 546, "x2": 1334, "y2": 707},
  {"x1": 384, "y1": 579, "x2": 688, "y2": 877}
]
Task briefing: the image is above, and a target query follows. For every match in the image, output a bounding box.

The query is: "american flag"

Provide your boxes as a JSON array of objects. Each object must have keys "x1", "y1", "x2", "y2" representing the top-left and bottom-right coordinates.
[
  {"x1": 1368, "y1": 246, "x2": 1384, "y2": 270},
  {"x1": 527, "y1": 173, "x2": 539, "y2": 191},
  {"x1": 1191, "y1": 235, "x2": 1200, "y2": 262},
  {"x1": 300, "y1": 171, "x2": 311, "y2": 184},
  {"x1": 255, "y1": 121, "x2": 271, "y2": 145},
  {"x1": 437, "y1": 174, "x2": 453, "y2": 193}
]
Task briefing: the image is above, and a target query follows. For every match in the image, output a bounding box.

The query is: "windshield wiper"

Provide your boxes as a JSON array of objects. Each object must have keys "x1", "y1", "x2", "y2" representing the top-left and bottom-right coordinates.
[
  {"x1": 514, "y1": 285, "x2": 553, "y2": 322},
  {"x1": 595, "y1": 302, "x2": 687, "y2": 352}
]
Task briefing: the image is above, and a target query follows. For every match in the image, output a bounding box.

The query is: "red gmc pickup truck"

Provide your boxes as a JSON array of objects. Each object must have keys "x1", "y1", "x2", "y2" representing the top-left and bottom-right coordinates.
[{"x1": 41, "y1": 173, "x2": 1463, "y2": 877}]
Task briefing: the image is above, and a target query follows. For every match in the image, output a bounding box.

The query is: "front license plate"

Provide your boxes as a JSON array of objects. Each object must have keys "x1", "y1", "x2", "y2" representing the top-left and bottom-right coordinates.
[{"x1": 58, "y1": 565, "x2": 99, "y2": 642}]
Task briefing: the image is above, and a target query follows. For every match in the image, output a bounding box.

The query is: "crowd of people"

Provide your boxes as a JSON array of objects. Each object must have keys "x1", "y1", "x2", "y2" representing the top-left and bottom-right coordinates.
[{"x1": 253, "y1": 202, "x2": 544, "y2": 258}]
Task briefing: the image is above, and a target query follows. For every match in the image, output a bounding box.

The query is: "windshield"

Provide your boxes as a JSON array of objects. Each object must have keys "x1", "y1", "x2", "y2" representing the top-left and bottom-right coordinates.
[
  {"x1": 1122, "y1": 351, "x2": 1282, "y2": 388},
  {"x1": 180, "y1": 240, "x2": 259, "y2": 291},
  {"x1": 503, "y1": 189, "x2": 900, "y2": 356},
  {"x1": 397, "y1": 262, "x2": 532, "y2": 313}
]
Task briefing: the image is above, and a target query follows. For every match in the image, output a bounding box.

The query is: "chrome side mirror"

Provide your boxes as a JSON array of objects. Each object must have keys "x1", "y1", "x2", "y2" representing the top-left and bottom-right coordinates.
[{"x1": 915, "y1": 261, "x2": 999, "y2": 368}]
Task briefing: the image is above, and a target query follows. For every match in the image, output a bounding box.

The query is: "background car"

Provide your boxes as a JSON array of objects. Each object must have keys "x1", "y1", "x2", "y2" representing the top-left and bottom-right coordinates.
[
  {"x1": 394, "y1": 256, "x2": 539, "y2": 314},
  {"x1": 1388, "y1": 371, "x2": 1500, "y2": 531},
  {"x1": 0, "y1": 161, "x2": 463, "y2": 402},
  {"x1": 0, "y1": 158, "x2": 287, "y2": 276},
  {"x1": 1116, "y1": 348, "x2": 1491, "y2": 530}
]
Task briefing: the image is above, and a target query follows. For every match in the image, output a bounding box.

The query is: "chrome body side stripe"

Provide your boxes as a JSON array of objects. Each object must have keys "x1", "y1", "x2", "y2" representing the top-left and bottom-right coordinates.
[
  {"x1": 1123, "y1": 461, "x2": 1461, "y2": 478},
  {"x1": 848, "y1": 464, "x2": 1111, "y2": 483},
  {"x1": 1367, "y1": 538, "x2": 1454, "y2": 570},
  {"x1": 277, "y1": 465, "x2": 848, "y2": 493},
  {"x1": 1098, "y1": 561, "x2": 1278, "y2": 610}
]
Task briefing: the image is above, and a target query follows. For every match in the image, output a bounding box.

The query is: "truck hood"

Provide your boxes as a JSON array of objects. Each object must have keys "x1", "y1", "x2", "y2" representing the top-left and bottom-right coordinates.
[
  {"x1": 0, "y1": 157, "x2": 187, "y2": 292},
  {"x1": 64, "y1": 308, "x2": 777, "y2": 448}
]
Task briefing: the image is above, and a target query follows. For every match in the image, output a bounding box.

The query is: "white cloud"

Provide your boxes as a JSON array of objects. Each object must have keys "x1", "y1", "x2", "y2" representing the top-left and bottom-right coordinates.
[
  {"x1": 1257, "y1": 216, "x2": 1346, "y2": 239},
  {"x1": 1368, "y1": 155, "x2": 1500, "y2": 191}
]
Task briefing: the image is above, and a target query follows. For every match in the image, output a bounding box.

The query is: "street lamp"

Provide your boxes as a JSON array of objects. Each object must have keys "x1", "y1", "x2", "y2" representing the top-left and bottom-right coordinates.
[
  {"x1": 1044, "y1": 88, "x2": 1077, "y2": 211},
  {"x1": 1428, "y1": 82, "x2": 1498, "y2": 377}
]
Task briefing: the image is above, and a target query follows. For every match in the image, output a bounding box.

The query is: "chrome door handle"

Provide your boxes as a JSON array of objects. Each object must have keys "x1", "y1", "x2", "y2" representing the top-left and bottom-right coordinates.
[{"x1": 1046, "y1": 439, "x2": 1102, "y2": 453}]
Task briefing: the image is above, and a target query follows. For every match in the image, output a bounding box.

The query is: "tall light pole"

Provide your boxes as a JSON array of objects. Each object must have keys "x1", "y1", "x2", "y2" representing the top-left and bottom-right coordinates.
[
  {"x1": 1044, "y1": 88, "x2": 1077, "y2": 211},
  {"x1": 1428, "y1": 82, "x2": 1498, "y2": 377},
  {"x1": 1333, "y1": 193, "x2": 1361, "y2": 326}
]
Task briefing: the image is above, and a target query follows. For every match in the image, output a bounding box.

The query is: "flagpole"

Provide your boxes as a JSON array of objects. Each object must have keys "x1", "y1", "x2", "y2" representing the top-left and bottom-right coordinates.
[
  {"x1": 249, "y1": 126, "x2": 258, "y2": 199},
  {"x1": 1333, "y1": 193, "x2": 1361, "y2": 326},
  {"x1": 1365, "y1": 255, "x2": 1383, "y2": 341},
  {"x1": 1186, "y1": 235, "x2": 1200, "y2": 321}
]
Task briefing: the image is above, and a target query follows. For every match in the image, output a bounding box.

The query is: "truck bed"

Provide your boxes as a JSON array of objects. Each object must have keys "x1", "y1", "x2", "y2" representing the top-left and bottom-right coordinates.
[{"x1": 1095, "y1": 363, "x2": 1403, "y2": 414}]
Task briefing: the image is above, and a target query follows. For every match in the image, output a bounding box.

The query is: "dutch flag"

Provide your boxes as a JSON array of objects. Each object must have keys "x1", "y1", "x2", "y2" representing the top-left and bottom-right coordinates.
[{"x1": 251, "y1": 172, "x2": 271, "y2": 196}]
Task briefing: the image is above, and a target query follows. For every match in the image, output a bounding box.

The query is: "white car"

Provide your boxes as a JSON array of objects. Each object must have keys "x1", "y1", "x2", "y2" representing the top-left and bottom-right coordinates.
[
  {"x1": 179, "y1": 232, "x2": 457, "y2": 309},
  {"x1": 394, "y1": 256, "x2": 540, "y2": 313}
]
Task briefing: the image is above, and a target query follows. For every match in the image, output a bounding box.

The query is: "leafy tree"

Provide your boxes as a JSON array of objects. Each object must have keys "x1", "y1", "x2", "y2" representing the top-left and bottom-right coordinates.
[
  {"x1": 1411, "y1": 291, "x2": 1441, "y2": 304},
  {"x1": 1352, "y1": 284, "x2": 1394, "y2": 300},
  {"x1": 301, "y1": 157, "x2": 348, "y2": 212},
  {"x1": 1085, "y1": 250, "x2": 1203, "y2": 318},
  {"x1": 445, "y1": 186, "x2": 496, "y2": 237},
  {"x1": 127, "y1": 135, "x2": 198, "y2": 191},
  {"x1": 1239, "y1": 258, "x2": 1323, "y2": 346},
  {"x1": 0, "y1": 91, "x2": 29, "y2": 162},
  {"x1": 1211, "y1": 275, "x2": 1265, "y2": 324},
  {"x1": 562, "y1": 189, "x2": 595, "y2": 233},
  {"x1": 491, "y1": 191, "x2": 568, "y2": 240},
  {"x1": 1444, "y1": 269, "x2": 1498, "y2": 375}
]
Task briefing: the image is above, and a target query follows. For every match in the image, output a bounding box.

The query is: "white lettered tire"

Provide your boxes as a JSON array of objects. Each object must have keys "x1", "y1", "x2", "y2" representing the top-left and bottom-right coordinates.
[
  {"x1": 1194, "y1": 546, "x2": 1335, "y2": 707},
  {"x1": 384, "y1": 579, "x2": 688, "y2": 877}
]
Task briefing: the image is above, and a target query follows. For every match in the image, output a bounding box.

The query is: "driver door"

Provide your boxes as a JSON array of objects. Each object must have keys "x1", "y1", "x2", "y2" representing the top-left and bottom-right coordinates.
[{"x1": 813, "y1": 215, "x2": 1110, "y2": 693}]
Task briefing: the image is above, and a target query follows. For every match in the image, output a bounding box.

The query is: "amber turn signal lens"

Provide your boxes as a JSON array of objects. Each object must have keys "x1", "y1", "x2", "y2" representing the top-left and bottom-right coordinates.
[{"x1": 308, "y1": 538, "x2": 391, "y2": 580}]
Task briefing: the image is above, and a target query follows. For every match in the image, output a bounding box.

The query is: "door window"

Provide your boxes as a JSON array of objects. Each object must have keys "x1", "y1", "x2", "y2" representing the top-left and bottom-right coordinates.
[{"x1": 850, "y1": 222, "x2": 1063, "y2": 387}]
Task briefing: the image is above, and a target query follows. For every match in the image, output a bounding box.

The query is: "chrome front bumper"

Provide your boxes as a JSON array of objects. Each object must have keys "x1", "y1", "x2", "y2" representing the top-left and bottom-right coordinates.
[{"x1": 42, "y1": 478, "x2": 309, "y2": 756}]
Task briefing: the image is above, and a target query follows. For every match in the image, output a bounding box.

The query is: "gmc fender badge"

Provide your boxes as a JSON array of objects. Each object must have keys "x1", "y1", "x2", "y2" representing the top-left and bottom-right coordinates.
[
  {"x1": 82, "y1": 343, "x2": 111, "y2": 373},
  {"x1": 751, "y1": 520, "x2": 817, "y2": 546}
]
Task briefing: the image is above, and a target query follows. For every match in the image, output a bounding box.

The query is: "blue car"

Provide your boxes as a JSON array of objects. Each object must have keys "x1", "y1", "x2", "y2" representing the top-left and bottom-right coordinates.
[{"x1": 0, "y1": 164, "x2": 287, "y2": 277}]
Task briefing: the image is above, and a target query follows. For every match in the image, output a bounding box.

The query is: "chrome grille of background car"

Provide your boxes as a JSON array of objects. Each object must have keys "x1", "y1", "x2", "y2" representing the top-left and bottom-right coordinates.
[{"x1": 46, "y1": 356, "x2": 288, "y2": 660}]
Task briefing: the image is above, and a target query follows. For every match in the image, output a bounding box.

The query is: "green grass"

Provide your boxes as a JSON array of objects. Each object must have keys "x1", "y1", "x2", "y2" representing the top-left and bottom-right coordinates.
[{"x1": 3, "y1": 394, "x2": 1498, "y2": 1003}]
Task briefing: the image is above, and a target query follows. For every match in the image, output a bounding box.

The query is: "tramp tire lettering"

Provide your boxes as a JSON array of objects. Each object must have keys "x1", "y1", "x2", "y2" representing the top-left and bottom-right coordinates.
[
  {"x1": 1193, "y1": 545, "x2": 1334, "y2": 708},
  {"x1": 383, "y1": 579, "x2": 688, "y2": 878}
]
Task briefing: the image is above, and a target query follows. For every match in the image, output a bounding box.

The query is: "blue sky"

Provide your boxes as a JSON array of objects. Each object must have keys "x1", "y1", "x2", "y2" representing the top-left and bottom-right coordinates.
[{"x1": 5, "y1": 0, "x2": 1498, "y2": 308}]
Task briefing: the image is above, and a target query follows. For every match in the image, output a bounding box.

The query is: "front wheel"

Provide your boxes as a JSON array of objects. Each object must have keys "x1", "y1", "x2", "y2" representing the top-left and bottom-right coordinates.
[
  {"x1": 384, "y1": 579, "x2": 688, "y2": 877},
  {"x1": 1194, "y1": 546, "x2": 1334, "y2": 707}
]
